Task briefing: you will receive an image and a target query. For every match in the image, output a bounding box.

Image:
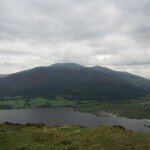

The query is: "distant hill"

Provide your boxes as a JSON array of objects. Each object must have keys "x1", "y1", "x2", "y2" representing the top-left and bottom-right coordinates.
[{"x1": 0, "y1": 63, "x2": 150, "y2": 101}]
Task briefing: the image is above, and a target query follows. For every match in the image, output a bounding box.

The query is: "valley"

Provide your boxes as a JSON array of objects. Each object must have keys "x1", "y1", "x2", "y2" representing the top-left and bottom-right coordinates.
[
  {"x1": 1, "y1": 0, "x2": 150, "y2": 149},
  {"x1": 0, "y1": 63, "x2": 150, "y2": 150},
  {"x1": 0, "y1": 97, "x2": 150, "y2": 119}
]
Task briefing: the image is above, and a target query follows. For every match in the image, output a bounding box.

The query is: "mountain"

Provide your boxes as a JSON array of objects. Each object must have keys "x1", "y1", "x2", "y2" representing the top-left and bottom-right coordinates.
[
  {"x1": 0, "y1": 75, "x2": 4, "y2": 78},
  {"x1": 0, "y1": 74, "x2": 9, "y2": 78},
  {"x1": 0, "y1": 63, "x2": 149, "y2": 101},
  {"x1": 50, "y1": 63, "x2": 84, "y2": 69},
  {"x1": 91, "y1": 66, "x2": 150, "y2": 89}
]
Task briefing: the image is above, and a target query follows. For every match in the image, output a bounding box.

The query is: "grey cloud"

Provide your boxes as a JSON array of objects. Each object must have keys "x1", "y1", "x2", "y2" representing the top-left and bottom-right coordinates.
[
  {"x1": 0, "y1": 48, "x2": 35, "y2": 56},
  {"x1": 0, "y1": 0, "x2": 121, "y2": 41},
  {"x1": 0, "y1": 0, "x2": 149, "y2": 76},
  {"x1": 0, "y1": 62, "x2": 15, "y2": 66}
]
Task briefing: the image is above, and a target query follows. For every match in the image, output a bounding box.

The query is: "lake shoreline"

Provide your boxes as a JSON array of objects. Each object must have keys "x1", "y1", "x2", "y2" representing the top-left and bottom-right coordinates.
[
  {"x1": 0, "y1": 106, "x2": 150, "y2": 121},
  {"x1": 0, "y1": 107, "x2": 150, "y2": 133},
  {"x1": 0, "y1": 98, "x2": 150, "y2": 119}
]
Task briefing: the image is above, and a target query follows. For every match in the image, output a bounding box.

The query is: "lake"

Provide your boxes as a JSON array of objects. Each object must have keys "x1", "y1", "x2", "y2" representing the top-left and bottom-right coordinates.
[{"x1": 0, "y1": 108, "x2": 149, "y2": 133}]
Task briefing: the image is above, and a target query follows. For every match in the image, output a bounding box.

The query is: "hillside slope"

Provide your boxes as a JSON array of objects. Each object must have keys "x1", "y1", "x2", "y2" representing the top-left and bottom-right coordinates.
[
  {"x1": 0, "y1": 123, "x2": 150, "y2": 150},
  {"x1": 0, "y1": 63, "x2": 149, "y2": 101},
  {"x1": 0, "y1": 74, "x2": 9, "y2": 78}
]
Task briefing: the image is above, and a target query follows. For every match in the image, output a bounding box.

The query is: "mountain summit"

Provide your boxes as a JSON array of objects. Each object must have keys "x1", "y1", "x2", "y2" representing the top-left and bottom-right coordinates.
[
  {"x1": 50, "y1": 63, "x2": 84, "y2": 69},
  {"x1": 0, "y1": 63, "x2": 149, "y2": 101}
]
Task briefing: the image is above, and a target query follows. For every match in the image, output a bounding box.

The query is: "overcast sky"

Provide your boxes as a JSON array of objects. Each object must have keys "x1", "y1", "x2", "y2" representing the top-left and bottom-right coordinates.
[{"x1": 0, "y1": 0, "x2": 150, "y2": 77}]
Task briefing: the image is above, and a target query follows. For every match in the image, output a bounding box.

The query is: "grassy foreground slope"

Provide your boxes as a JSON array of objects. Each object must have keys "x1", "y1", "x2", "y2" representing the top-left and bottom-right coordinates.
[{"x1": 0, "y1": 123, "x2": 150, "y2": 150}]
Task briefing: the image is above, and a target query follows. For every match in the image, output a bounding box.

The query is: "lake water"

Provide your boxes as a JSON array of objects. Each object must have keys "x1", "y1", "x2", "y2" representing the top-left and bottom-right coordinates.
[{"x1": 0, "y1": 108, "x2": 149, "y2": 133}]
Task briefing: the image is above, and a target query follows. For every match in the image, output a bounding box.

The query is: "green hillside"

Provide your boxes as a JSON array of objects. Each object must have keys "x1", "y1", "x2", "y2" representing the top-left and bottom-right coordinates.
[
  {"x1": 0, "y1": 63, "x2": 149, "y2": 101},
  {"x1": 0, "y1": 123, "x2": 150, "y2": 150}
]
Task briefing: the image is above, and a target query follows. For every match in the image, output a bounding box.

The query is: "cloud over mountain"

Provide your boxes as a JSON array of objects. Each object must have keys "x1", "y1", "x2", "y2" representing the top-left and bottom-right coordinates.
[{"x1": 0, "y1": 0, "x2": 149, "y2": 77}]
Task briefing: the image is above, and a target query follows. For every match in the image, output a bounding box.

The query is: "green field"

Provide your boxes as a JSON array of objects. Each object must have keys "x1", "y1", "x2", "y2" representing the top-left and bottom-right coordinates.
[
  {"x1": 75, "y1": 100, "x2": 150, "y2": 119},
  {"x1": 29, "y1": 98, "x2": 50, "y2": 107},
  {"x1": 0, "y1": 98, "x2": 25, "y2": 109},
  {"x1": 0, "y1": 97, "x2": 77, "y2": 109},
  {"x1": 0, "y1": 123, "x2": 149, "y2": 150},
  {"x1": 0, "y1": 97, "x2": 150, "y2": 119}
]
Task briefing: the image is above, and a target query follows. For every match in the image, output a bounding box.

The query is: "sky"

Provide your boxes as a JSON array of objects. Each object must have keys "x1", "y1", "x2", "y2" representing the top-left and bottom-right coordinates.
[{"x1": 0, "y1": 0, "x2": 150, "y2": 77}]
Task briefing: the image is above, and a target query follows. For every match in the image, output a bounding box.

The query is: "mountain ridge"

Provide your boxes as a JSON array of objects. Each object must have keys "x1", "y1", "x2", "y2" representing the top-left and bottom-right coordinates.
[
  {"x1": 0, "y1": 74, "x2": 10, "y2": 78},
  {"x1": 0, "y1": 63, "x2": 149, "y2": 101}
]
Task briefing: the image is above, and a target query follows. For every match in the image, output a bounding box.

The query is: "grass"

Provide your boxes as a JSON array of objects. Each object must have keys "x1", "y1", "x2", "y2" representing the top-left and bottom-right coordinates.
[
  {"x1": 29, "y1": 98, "x2": 77, "y2": 107},
  {"x1": 29, "y1": 98, "x2": 50, "y2": 107},
  {"x1": 49, "y1": 100, "x2": 77, "y2": 107},
  {"x1": 75, "y1": 100, "x2": 150, "y2": 119},
  {"x1": 0, "y1": 97, "x2": 77, "y2": 109},
  {"x1": 0, "y1": 123, "x2": 149, "y2": 150},
  {"x1": 0, "y1": 98, "x2": 25, "y2": 109}
]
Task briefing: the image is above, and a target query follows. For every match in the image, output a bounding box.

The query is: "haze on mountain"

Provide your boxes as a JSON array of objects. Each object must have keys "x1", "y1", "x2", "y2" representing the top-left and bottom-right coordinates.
[
  {"x1": 0, "y1": 63, "x2": 149, "y2": 101},
  {"x1": 0, "y1": 74, "x2": 9, "y2": 78}
]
